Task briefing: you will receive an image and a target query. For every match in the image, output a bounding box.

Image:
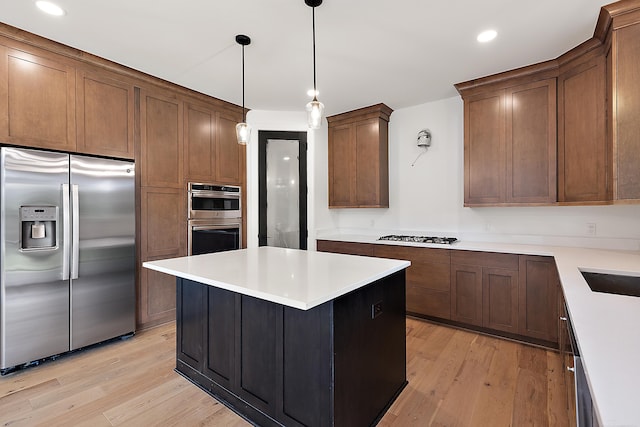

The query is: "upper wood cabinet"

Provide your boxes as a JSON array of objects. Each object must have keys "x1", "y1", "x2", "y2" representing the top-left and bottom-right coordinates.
[
  {"x1": 139, "y1": 87, "x2": 184, "y2": 189},
  {"x1": 327, "y1": 104, "x2": 392, "y2": 208},
  {"x1": 184, "y1": 100, "x2": 245, "y2": 185},
  {"x1": 458, "y1": 75, "x2": 557, "y2": 206},
  {"x1": 76, "y1": 68, "x2": 135, "y2": 159},
  {"x1": 606, "y1": 8, "x2": 640, "y2": 202},
  {"x1": 557, "y1": 45, "x2": 609, "y2": 203},
  {"x1": 0, "y1": 46, "x2": 76, "y2": 151}
]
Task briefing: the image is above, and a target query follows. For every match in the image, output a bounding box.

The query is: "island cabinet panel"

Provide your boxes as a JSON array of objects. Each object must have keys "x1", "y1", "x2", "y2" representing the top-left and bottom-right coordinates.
[
  {"x1": 518, "y1": 255, "x2": 559, "y2": 344},
  {"x1": 373, "y1": 245, "x2": 451, "y2": 320},
  {"x1": 76, "y1": 68, "x2": 135, "y2": 159},
  {"x1": 557, "y1": 49, "x2": 609, "y2": 203},
  {"x1": 1, "y1": 47, "x2": 76, "y2": 151},
  {"x1": 175, "y1": 271, "x2": 407, "y2": 427}
]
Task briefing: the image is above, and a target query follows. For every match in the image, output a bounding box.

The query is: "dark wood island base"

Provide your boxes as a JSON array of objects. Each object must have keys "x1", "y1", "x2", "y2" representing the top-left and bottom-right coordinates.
[{"x1": 175, "y1": 270, "x2": 407, "y2": 427}]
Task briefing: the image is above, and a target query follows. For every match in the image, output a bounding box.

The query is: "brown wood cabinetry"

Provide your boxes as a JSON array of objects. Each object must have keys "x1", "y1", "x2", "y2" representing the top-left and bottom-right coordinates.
[
  {"x1": 316, "y1": 239, "x2": 375, "y2": 256},
  {"x1": 318, "y1": 240, "x2": 561, "y2": 348},
  {"x1": 518, "y1": 255, "x2": 559, "y2": 343},
  {"x1": 184, "y1": 100, "x2": 245, "y2": 185},
  {"x1": 327, "y1": 104, "x2": 392, "y2": 208},
  {"x1": 139, "y1": 187, "x2": 185, "y2": 328},
  {"x1": 0, "y1": 46, "x2": 76, "y2": 151},
  {"x1": 374, "y1": 245, "x2": 451, "y2": 319},
  {"x1": 558, "y1": 44, "x2": 609, "y2": 203},
  {"x1": 458, "y1": 76, "x2": 557, "y2": 206},
  {"x1": 140, "y1": 87, "x2": 183, "y2": 188},
  {"x1": 607, "y1": 12, "x2": 640, "y2": 202},
  {"x1": 76, "y1": 68, "x2": 135, "y2": 159},
  {"x1": 451, "y1": 251, "x2": 519, "y2": 332}
]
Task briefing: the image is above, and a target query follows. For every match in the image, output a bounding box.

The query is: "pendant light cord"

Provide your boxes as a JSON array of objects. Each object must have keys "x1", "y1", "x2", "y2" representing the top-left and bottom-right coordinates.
[
  {"x1": 312, "y1": 6, "x2": 318, "y2": 102},
  {"x1": 241, "y1": 44, "x2": 246, "y2": 122}
]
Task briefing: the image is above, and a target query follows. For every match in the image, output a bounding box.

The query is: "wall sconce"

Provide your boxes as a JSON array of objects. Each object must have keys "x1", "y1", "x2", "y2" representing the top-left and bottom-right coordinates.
[{"x1": 412, "y1": 129, "x2": 432, "y2": 166}]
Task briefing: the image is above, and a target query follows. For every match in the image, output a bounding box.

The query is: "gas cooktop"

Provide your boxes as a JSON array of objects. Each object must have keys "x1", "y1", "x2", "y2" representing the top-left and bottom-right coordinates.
[{"x1": 378, "y1": 235, "x2": 458, "y2": 245}]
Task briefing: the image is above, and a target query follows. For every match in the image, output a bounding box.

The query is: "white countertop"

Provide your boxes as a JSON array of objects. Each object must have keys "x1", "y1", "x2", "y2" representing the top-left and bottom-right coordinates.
[
  {"x1": 142, "y1": 246, "x2": 410, "y2": 310},
  {"x1": 318, "y1": 233, "x2": 640, "y2": 427}
]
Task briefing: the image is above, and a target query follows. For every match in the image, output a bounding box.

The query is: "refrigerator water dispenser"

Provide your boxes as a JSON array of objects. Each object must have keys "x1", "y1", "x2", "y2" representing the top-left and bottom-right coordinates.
[{"x1": 20, "y1": 206, "x2": 58, "y2": 251}]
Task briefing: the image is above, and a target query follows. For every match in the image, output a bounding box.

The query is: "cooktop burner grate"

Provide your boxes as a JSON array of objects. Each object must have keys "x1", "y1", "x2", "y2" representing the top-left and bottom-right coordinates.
[{"x1": 378, "y1": 235, "x2": 458, "y2": 245}]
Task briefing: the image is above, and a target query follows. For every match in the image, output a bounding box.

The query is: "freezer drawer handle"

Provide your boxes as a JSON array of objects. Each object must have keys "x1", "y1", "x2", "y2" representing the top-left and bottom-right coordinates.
[
  {"x1": 62, "y1": 184, "x2": 70, "y2": 280},
  {"x1": 71, "y1": 184, "x2": 79, "y2": 280}
]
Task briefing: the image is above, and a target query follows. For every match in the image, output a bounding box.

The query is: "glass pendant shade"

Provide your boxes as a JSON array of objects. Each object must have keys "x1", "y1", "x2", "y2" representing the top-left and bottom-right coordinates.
[
  {"x1": 236, "y1": 122, "x2": 251, "y2": 145},
  {"x1": 306, "y1": 99, "x2": 324, "y2": 129}
]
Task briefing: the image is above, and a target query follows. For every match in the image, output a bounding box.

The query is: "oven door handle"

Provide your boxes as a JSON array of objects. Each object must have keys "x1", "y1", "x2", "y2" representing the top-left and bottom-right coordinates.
[
  {"x1": 191, "y1": 225, "x2": 239, "y2": 231},
  {"x1": 189, "y1": 192, "x2": 240, "y2": 199}
]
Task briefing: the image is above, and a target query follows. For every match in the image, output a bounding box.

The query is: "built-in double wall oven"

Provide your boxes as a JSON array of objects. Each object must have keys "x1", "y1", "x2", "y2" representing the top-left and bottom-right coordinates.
[{"x1": 187, "y1": 183, "x2": 241, "y2": 255}]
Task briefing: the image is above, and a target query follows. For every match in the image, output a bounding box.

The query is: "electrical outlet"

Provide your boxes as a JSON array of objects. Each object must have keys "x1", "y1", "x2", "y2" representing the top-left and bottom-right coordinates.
[
  {"x1": 371, "y1": 301, "x2": 382, "y2": 319},
  {"x1": 586, "y1": 223, "x2": 597, "y2": 236}
]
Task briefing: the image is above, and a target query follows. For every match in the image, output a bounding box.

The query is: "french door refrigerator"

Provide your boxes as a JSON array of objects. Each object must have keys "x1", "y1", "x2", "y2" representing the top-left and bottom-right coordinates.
[{"x1": 0, "y1": 146, "x2": 135, "y2": 373}]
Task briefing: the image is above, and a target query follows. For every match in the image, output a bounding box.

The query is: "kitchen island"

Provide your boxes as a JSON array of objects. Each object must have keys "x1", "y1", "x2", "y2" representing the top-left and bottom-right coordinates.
[{"x1": 143, "y1": 247, "x2": 410, "y2": 427}]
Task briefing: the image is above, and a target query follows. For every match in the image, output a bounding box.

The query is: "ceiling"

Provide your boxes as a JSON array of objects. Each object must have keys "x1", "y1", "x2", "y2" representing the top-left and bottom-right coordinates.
[{"x1": 1, "y1": 0, "x2": 609, "y2": 116}]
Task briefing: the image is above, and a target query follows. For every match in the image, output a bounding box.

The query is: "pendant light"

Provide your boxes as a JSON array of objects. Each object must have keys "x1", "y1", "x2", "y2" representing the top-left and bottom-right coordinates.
[
  {"x1": 235, "y1": 34, "x2": 251, "y2": 145},
  {"x1": 305, "y1": 0, "x2": 324, "y2": 129}
]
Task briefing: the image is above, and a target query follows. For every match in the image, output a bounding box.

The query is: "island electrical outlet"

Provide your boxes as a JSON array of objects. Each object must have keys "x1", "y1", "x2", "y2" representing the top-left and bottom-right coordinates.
[{"x1": 372, "y1": 301, "x2": 383, "y2": 319}]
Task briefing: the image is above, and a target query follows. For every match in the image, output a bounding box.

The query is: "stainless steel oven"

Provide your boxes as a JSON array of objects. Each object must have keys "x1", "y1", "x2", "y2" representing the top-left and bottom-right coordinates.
[{"x1": 187, "y1": 183, "x2": 241, "y2": 255}]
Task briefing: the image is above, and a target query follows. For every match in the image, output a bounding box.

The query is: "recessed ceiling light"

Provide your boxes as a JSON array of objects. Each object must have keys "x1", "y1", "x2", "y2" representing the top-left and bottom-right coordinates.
[
  {"x1": 477, "y1": 30, "x2": 497, "y2": 43},
  {"x1": 307, "y1": 89, "x2": 319, "y2": 97},
  {"x1": 36, "y1": 1, "x2": 66, "y2": 16}
]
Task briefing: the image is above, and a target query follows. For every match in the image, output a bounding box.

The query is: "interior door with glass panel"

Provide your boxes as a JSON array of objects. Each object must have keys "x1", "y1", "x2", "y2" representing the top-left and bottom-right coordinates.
[{"x1": 258, "y1": 131, "x2": 307, "y2": 250}]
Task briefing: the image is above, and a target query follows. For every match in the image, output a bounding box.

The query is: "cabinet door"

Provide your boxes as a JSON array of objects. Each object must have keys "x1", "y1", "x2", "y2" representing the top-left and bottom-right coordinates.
[
  {"x1": 316, "y1": 240, "x2": 374, "y2": 256},
  {"x1": 204, "y1": 286, "x2": 236, "y2": 389},
  {"x1": 140, "y1": 88, "x2": 183, "y2": 188},
  {"x1": 215, "y1": 111, "x2": 244, "y2": 184},
  {"x1": 464, "y1": 92, "x2": 505, "y2": 205},
  {"x1": 612, "y1": 22, "x2": 640, "y2": 201},
  {"x1": 1, "y1": 47, "x2": 76, "y2": 151},
  {"x1": 505, "y1": 78, "x2": 557, "y2": 203},
  {"x1": 184, "y1": 101, "x2": 215, "y2": 182},
  {"x1": 176, "y1": 279, "x2": 205, "y2": 370},
  {"x1": 450, "y1": 264, "x2": 483, "y2": 326},
  {"x1": 482, "y1": 268, "x2": 518, "y2": 333},
  {"x1": 355, "y1": 118, "x2": 388, "y2": 207},
  {"x1": 328, "y1": 123, "x2": 355, "y2": 207},
  {"x1": 76, "y1": 69, "x2": 134, "y2": 159},
  {"x1": 558, "y1": 53, "x2": 608, "y2": 203},
  {"x1": 518, "y1": 255, "x2": 559, "y2": 343},
  {"x1": 139, "y1": 187, "x2": 185, "y2": 327},
  {"x1": 375, "y1": 245, "x2": 451, "y2": 319},
  {"x1": 237, "y1": 295, "x2": 278, "y2": 417}
]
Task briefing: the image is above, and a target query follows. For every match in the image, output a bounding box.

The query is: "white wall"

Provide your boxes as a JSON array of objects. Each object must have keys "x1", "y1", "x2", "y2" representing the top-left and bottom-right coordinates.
[{"x1": 314, "y1": 97, "x2": 640, "y2": 251}]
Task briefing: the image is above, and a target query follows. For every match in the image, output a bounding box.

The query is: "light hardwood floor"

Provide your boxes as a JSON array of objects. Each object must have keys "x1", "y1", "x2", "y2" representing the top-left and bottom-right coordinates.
[{"x1": 0, "y1": 318, "x2": 569, "y2": 426}]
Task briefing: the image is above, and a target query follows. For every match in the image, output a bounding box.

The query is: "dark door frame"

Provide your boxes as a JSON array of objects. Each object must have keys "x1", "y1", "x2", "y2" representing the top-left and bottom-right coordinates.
[{"x1": 258, "y1": 130, "x2": 308, "y2": 249}]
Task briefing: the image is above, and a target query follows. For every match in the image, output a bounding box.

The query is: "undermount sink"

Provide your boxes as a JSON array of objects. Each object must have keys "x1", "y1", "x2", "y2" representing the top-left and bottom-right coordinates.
[{"x1": 580, "y1": 270, "x2": 640, "y2": 298}]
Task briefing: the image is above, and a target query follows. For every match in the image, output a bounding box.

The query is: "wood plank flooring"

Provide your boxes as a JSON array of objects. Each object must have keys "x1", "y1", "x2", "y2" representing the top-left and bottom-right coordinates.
[{"x1": 0, "y1": 318, "x2": 569, "y2": 426}]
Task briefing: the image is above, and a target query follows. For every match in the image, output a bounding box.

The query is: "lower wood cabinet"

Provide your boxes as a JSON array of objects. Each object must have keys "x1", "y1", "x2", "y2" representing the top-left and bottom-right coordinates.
[
  {"x1": 317, "y1": 240, "x2": 560, "y2": 348},
  {"x1": 451, "y1": 251, "x2": 519, "y2": 334},
  {"x1": 373, "y1": 245, "x2": 451, "y2": 320}
]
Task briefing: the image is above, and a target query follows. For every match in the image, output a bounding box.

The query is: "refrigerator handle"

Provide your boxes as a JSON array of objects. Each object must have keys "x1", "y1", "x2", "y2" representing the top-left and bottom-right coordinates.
[
  {"x1": 62, "y1": 184, "x2": 70, "y2": 280},
  {"x1": 71, "y1": 184, "x2": 80, "y2": 280}
]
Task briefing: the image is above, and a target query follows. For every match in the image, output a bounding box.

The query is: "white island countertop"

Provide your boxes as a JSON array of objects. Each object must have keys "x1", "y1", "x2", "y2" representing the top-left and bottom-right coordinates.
[
  {"x1": 319, "y1": 233, "x2": 640, "y2": 427},
  {"x1": 143, "y1": 246, "x2": 410, "y2": 310}
]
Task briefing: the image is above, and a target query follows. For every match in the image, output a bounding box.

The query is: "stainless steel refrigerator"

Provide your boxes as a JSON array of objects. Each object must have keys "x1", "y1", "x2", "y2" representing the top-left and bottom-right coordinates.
[{"x1": 1, "y1": 146, "x2": 135, "y2": 373}]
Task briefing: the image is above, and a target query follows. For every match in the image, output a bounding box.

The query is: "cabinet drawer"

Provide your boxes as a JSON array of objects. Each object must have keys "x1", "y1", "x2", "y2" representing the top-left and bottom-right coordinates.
[
  {"x1": 373, "y1": 245, "x2": 450, "y2": 264},
  {"x1": 316, "y1": 240, "x2": 375, "y2": 256},
  {"x1": 451, "y1": 250, "x2": 518, "y2": 270}
]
